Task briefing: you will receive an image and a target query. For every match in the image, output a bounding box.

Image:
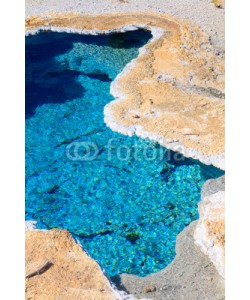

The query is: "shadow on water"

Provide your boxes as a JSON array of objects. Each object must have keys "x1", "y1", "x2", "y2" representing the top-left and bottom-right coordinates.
[
  {"x1": 26, "y1": 29, "x2": 224, "y2": 277},
  {"x1": 25, "y1": 30, "x2": 152, "y2": 118},
  {"x1": 162, "y1": 149, "x2": 225, "y2": 181}
]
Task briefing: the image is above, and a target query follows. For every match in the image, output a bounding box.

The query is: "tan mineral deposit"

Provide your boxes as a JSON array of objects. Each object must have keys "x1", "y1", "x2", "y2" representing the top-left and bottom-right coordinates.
[
  {"x1": 194, "y1": 190, "x2": 225, "y2": 278},
  {"x1": 25, "y1": 229, "x2": 120, "y2": 300},
  {"x1": 25, "y1": 9, "x2": 225, "y2": 300},
  {"x1": 26, "y1": 12, "x2": 225, "y2": 170}
]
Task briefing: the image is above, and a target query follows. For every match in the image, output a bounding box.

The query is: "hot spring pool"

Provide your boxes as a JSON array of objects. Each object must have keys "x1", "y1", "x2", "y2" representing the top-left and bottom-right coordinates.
[{"x1": 25, "y1": 30, "x2": 224, "y2": 277}]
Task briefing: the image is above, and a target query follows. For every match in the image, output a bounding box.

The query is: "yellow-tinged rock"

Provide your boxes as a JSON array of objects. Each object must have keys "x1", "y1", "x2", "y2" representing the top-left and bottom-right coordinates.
[
  {"x1": 194, "y1": 191, "x2": 225, "y2": 278},
  {"x1": 25, "y1": 229, "x2": 119, "y2": 299},
  {"x1": 26, "y1": 12, "x2": 225, "y2": 169},
  {"x1": 212, "y1": 0, "x2": 225, "y2": 9}
]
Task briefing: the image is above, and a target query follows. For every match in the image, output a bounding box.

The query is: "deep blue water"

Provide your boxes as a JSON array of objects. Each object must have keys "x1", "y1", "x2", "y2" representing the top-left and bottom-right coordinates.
[{"x1": 25, "y1": 30, "x2": 224, "y2": 277}]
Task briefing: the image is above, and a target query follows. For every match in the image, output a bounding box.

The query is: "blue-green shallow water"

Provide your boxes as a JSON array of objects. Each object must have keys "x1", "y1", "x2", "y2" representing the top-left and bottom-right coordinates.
[{"x1": 25, "y1": 30, "x2": 224, "y2": 277}]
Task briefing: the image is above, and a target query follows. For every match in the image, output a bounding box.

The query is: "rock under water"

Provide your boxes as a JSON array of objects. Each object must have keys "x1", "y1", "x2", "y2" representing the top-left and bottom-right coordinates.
[{"x1": 25, "y1": 30, "x2": 224, "y2": 277}]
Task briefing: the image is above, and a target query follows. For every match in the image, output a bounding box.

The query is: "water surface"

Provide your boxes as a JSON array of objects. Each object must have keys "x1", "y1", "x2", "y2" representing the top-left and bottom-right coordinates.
[{"x1": 25, "y1": 30, "x2": 224, "y2": 277}]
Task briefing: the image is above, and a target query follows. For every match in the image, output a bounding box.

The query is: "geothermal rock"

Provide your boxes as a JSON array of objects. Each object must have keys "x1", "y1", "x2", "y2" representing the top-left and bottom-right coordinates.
[
  {"x1": 194, "y1": 190, "x2": 225, "y2": 278},
  {"x1": 25, "y1": 229, "x2": 120, "y2": 299},
  {"x1": 25, "y1": 12, "x2": 225, "y2": 169}
]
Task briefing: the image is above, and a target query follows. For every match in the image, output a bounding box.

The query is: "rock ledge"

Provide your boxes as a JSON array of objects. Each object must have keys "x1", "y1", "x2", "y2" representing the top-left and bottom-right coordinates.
[{"x1": 25, "y1": 229, "x2": 121, "y2": 299}]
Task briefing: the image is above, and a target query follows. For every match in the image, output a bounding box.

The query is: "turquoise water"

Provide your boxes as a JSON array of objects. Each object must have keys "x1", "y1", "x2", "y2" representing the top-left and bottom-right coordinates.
[{"x1": 25, "y1": 30, "x2": 224, "y2": 277}]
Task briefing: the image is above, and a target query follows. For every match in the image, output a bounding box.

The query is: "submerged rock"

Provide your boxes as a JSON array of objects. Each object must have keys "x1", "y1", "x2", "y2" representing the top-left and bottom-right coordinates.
[{"x1": 25, "y1": 29, "x2": 223, "y2": 276}]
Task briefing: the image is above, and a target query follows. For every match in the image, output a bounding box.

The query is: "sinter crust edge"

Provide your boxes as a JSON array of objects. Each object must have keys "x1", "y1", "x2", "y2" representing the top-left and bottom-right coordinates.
[{"x1": 26, "y1": 12, "x2": 225, "y2": 170}]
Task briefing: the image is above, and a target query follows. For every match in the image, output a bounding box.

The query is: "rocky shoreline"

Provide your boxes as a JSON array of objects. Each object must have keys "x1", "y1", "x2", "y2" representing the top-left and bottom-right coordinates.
[
  {"x1": 25, "y1": 1, "x2": 225, "y2": 299},
  {"x1": 117, "y1": 176, "x2": 225, "y2": 299},
  {"x1": 26, "y1": 12, "x2": 225, "y2": 169},
  {"x1": 25, "y1": 227, "x2": 124, "y2": 300},
  {"x1": 25, "y1": 0, "x2": 224, "y2": 52},
  {"x1": 194, "y1": 176, "x2": 225, "y2": 278},
  {"x1": 25, "y1": 175, "x2": 225, "y2": 299}
]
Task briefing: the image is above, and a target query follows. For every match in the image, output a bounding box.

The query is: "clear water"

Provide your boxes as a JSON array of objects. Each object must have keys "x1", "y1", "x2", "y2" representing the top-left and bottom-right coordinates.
[{"x1": 25, "y1": 31, "x2": 224, "y2": 277}]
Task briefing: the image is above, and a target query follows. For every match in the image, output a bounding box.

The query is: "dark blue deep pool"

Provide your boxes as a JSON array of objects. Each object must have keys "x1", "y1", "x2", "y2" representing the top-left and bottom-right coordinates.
[{"x1": 25, "y1": 30, "x2": 224, "y2": 277}]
